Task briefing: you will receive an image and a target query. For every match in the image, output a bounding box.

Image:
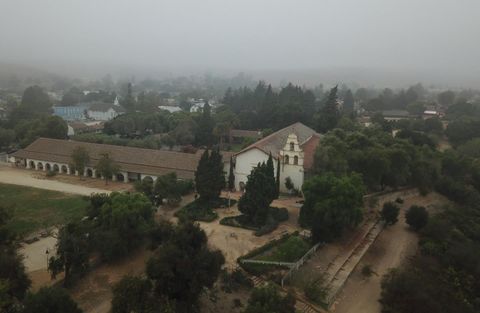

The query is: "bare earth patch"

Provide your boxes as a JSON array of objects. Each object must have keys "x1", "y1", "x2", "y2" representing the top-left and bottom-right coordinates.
[
  {"x1": 331, "y1": 191, "x2": 450, "y2": 313},
  {"x1": 0, "y1": 164, "x2": 112, "y2": 195}
]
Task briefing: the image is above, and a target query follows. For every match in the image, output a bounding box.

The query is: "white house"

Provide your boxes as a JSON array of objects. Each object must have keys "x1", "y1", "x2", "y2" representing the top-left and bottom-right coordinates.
[
  {"x1": 87, "y1": 102, "x2": 125, "y2": 121},
  {"x1": 158, "y1": 105, "x2": 182, "y2": 113},
  {"x1": 233, "y1": 122, "x2": 322, "y2": 193}
]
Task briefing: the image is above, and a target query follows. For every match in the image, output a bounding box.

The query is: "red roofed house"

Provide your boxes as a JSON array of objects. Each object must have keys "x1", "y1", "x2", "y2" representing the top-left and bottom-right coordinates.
[{"x1": 233, "y1": 122, "x2": 322, "y2": 192}]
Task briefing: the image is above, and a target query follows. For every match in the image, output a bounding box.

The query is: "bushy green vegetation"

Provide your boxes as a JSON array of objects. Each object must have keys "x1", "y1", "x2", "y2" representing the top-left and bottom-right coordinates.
[
  {"x1": 135, "y1": 172, "x2": 194, "y2": 206},
  {"x1": 380, "y1": 118, "x2": 480, "y2": 313},
  {"x1": 175, "y1": 197, "x2": 237, "y2": 222},
  {"x1": 220, "y1": 207, "x2": 288, "y2": 236},
  {"x1": 243, "y1": 284, "x2": 296, "y2": 313},
  {"x1": 381, "y1": 202, "x2": 400, "y2": 226},
  {"x1": 313, "y1": 127, "x2": 440, "y2": 193},
  {"x1": 0, "y1": 183, "x2": 88, "y2": 237},
  {"x1": 48, "y1": 192, "x2": 156, "y2": 284},
  {"x1": 300, "y1": 173, "x2": 365, "y2": 242},
  {"x1": 255, "y1": 236, "x2": 311, "y2": 263},
  {"x1": 111, "y1": 221, "x2": 224, "y2": 313}
]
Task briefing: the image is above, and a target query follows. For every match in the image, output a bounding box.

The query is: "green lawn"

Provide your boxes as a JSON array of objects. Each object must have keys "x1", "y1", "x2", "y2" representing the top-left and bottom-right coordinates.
[
  {"x1": 255, "y1": 236, "x2": 312, "y2": 263},
  {"x1": 0, "y1": 183, "x2": 89, "y2": 237}
]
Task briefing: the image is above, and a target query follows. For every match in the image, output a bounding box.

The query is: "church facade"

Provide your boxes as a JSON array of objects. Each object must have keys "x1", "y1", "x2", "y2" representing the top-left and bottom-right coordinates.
[{"x1": 233, "y1": 122, "x2": 322, "y2": 193}]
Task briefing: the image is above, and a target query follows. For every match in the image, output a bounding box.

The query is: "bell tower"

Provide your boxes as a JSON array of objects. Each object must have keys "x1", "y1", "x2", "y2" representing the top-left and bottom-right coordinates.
[{"x1": 279, "y1": 133, "x2": 304, "y2": 192}]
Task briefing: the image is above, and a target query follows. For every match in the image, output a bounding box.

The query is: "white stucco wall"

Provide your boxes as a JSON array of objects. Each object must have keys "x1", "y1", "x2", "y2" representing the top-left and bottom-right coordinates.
[
  {"x1": 87, "y1": 108, "x2": 118, "y2": 121},
  {"x1": 234, "y1": 148, "x2": 278, "y2": 191},
  {"x1": 280, "y1": 163, "x2": 304, "y2": 193}
]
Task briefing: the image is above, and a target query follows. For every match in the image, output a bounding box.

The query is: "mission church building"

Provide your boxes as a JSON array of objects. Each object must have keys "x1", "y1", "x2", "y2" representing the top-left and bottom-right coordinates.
[{"x1": 233, "y1": 122, "x2": 322, "y2": 193}]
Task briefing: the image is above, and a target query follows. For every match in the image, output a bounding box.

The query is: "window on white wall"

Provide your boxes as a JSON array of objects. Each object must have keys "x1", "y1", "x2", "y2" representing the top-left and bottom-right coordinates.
[
  {"x1": 290, "y1": 142, "x2": 294, "y2": 151},
  {"x1": 284, "y1": 155, "x2": 289, "y2": 164},
  {"x1": 294, "y1": 155, "x2": 298, "y2": 165}
]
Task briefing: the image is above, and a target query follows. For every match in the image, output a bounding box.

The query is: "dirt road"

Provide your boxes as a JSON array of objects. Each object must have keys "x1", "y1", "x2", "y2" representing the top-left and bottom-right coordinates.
[
  {"x1": 0, "y1": 164, "x2": 110, "y2": 195},
  {"x1": 331, "y1": 192, "x2": 449, "y2": 313}
]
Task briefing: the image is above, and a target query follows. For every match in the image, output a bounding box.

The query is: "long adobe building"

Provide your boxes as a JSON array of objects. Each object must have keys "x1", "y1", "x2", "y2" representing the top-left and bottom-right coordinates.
[{"x1": 10, "y1": 138, "x2": 232, "y2": 183}]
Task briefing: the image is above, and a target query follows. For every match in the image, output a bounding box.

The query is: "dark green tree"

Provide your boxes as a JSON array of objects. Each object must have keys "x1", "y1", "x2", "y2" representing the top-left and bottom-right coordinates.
[
  {"x1": 405, "y1": 205, "x2": 429, "y2": 231},
  {"x1": 21, "y1": 85, "x2": 51, "y2": 113},
  {"x1": 300, "y1": 173, "x2": 365, "y2": 242},
  {"x1": 70, "y1": 146, "x2": 90, "y2": 176},
  {"x1": 243, "y1": 284, "x2": 296, "y2": 313},
  {"x1": 343, "y1": 89, "x2": 355, "y2": 114},
  {"x1": 381, "y1": 202, "x2": 400, "y2": 226},
  {"x1": 93, "y1": 192, "x2": 154, "y2": 261},
  {"x1": 111, "y1": 276, "x2": 175, "y2": 313},
  {"x1": 146, "y1": 222, "x2": 224, "y2": 312},
  {"x1": 228, "y1": 156, "x2": 235, "y2": 191},
  {"x1": 275, "y1": 157, "x2": 281, "y2": 198},
  {"x1": 317, "y1": 86, "x2": 340, "y2": 133},
  {"x1": 194, "y1": 149, "x2": 225, "y2": 204},
  {"x1": 238, "y1": 162, "x2": 274, "y2": 226},
  {"x1": 195, "y1": 101, "x2": 215, "y2": 147},
  {"x1": 95, "y1": 153, "x2": 120, "y2": 185},
  {"x1": 154, "y1": 172, "x2": 182, "y2": 205},
  {"x1": 265, "y1": 153, "x2": 276, "y2": 200},
  {"x1": 48, "y1": 223, "x2": 90, "y2": 285},
  {"x1": 23, "y1": 287, "x2": 82, "y2": 313},
  {"x1": 123, "y1": 83, "x2": 136, "y2": 113},
  {"x1": 0, "y1": 207, "x2": 31, "y2": 312},
  {"x1": 61, "y1": 87, "x2": 84, "y2": 106},
  {"x1": 437, "y1": 90, "x2": 455, "y2": 107}
]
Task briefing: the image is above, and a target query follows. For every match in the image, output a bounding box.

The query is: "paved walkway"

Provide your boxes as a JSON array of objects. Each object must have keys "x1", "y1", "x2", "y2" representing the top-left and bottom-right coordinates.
[{"x1": 0, "y1": 163, "x2": 110, "y2": 196}]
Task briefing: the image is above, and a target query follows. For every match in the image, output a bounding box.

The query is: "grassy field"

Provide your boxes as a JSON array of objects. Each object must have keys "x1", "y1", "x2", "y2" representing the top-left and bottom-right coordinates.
[{"x1": 0, "y1": 183, "x2": 89, "y2": 237}]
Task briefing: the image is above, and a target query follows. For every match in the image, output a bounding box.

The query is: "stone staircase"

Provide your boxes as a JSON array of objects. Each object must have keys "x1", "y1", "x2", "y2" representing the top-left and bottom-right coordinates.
[{"x1": 323, "y1": 219, "x2": 384, "y2": 306}]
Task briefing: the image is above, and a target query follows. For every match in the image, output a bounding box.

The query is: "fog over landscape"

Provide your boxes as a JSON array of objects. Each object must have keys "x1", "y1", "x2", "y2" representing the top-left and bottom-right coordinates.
[{"x1": 1, "y1": 0, "x2": 480, "y2": 87}]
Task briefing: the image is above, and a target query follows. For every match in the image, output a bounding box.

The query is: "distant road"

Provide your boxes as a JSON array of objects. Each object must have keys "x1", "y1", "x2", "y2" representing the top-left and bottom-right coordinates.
[{"x1": 0, "y1": 163, "x2": 110, "y2": 196}]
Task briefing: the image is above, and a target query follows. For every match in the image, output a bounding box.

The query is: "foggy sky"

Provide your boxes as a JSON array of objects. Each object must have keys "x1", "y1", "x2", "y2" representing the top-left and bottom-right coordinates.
[{"x1": 1, "y1": 0, "x2": 480, "y2": 86}]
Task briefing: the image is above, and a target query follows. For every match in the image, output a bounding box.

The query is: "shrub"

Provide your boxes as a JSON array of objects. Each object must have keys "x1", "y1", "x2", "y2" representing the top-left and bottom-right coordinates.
[
  {"x1": 46, "y1": 170, "x2": 57, "y2": 177},
  {"x1": 361, "y1": 265, "x2": 374, "y2": 277},
  {"x1": 381, "y1": 202, "x2": 400, "y2": 225},
  {"x1": 303, "y1": 277, "x2": 327, "y2": 304},
  {"x1": 269, "y1": 207, "x2": 289, "y2": 222},
  {"x1": 395, "y1": 197, "x2": 404, "y2": 204},
  {"x1": 405, "y1": 205, "x2": 429, "y2": 231}
]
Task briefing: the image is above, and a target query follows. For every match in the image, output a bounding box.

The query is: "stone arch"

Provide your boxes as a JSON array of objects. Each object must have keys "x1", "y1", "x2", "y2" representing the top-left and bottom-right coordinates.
[
  {"x1": 29, "y1": 160, "x2": 35, "y2": 169},
  {"x1": 116, "y1": 173, "x2": 125, "y2": 182},
  {"x1": 86, "y1": 168, "x2": 93, "y2": 177},
  {"x1": 45, "y1": 163, "x2": 52, "y2": 171},
  {"x1": 61, "y1": 165, "x2": 68, "y2": 174},
  {"x1": 37, "y1": 162, "x2": 44, "y2": 170},
  {"x1": 284, "y1": 155, "x2": 289, "y2": 164},
  {"x1": 53, "y1": 164, "x2": 60, "y2": 172},
  {"x1": 143, "y1": 176, "x2": 154, "y2": 184},
  {"x1": 294, "y1": 155, "x2": 299, "y2": 165},
  {"x1": 290, "y1": 142, "x2": 295, "y2": 151}
]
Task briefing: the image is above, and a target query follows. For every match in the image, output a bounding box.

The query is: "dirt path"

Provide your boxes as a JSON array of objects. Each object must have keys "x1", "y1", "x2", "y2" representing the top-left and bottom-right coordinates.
[
  {"x1": 69, "y1": 249, "x2": 152, "y2": 313},
  {"x1": 331, "y1": 192, "x2": 449, "y2": 313},
  {"x1": 0, "y1": 164, "x2": 111, "y2": 195}
]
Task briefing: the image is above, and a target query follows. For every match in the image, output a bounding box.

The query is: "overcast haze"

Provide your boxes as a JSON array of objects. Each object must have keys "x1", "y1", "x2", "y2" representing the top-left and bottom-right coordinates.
[{"x1": 1, "y1": 0, "x2": 480, "y2": 86}]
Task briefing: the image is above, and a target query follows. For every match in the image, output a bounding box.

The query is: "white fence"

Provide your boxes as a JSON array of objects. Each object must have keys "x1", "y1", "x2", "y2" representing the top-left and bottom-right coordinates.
[{"x1": 281, "y1": 242, "x2": 323, "y2": 287}]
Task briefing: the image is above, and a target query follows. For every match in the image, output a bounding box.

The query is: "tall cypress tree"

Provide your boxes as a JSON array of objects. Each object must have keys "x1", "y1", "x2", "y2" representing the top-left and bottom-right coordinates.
[
  {"x1": 275, "y1": 157, "x2": 281, "y2": 198},
  {"x1": 194, "y1": 149, "x2": 224, "y2": 203},
  {"x1": 195, "y1": 149, "x2": 210, "y2": 202},
  {"x1": 209, "y1": 148, "x2": 225, "y2": 199},
  {"x1": 238, "y1": 162, "x2": 272, "y2": 225},
  {"x1": 195, "y1": 101, "x2": 215, "y2": 147},
  {"x1": 228, "y1": 156, "x2": 235, "y2": 191},
  {"x1": 123, "y1": 83, "x2": 136, "y2": 113},
  {"x1": 317, "y1": 86, "x2": 340, "y2": 133},
  {"x1": 266, "y1": 153, "x2": 276, "y2": 201}
]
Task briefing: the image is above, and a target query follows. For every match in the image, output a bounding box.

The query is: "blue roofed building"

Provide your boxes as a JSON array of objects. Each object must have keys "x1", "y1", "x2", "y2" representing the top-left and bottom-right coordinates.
[{"x1": 53, "y1": 104, "x2": 89, "y2": 121}]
